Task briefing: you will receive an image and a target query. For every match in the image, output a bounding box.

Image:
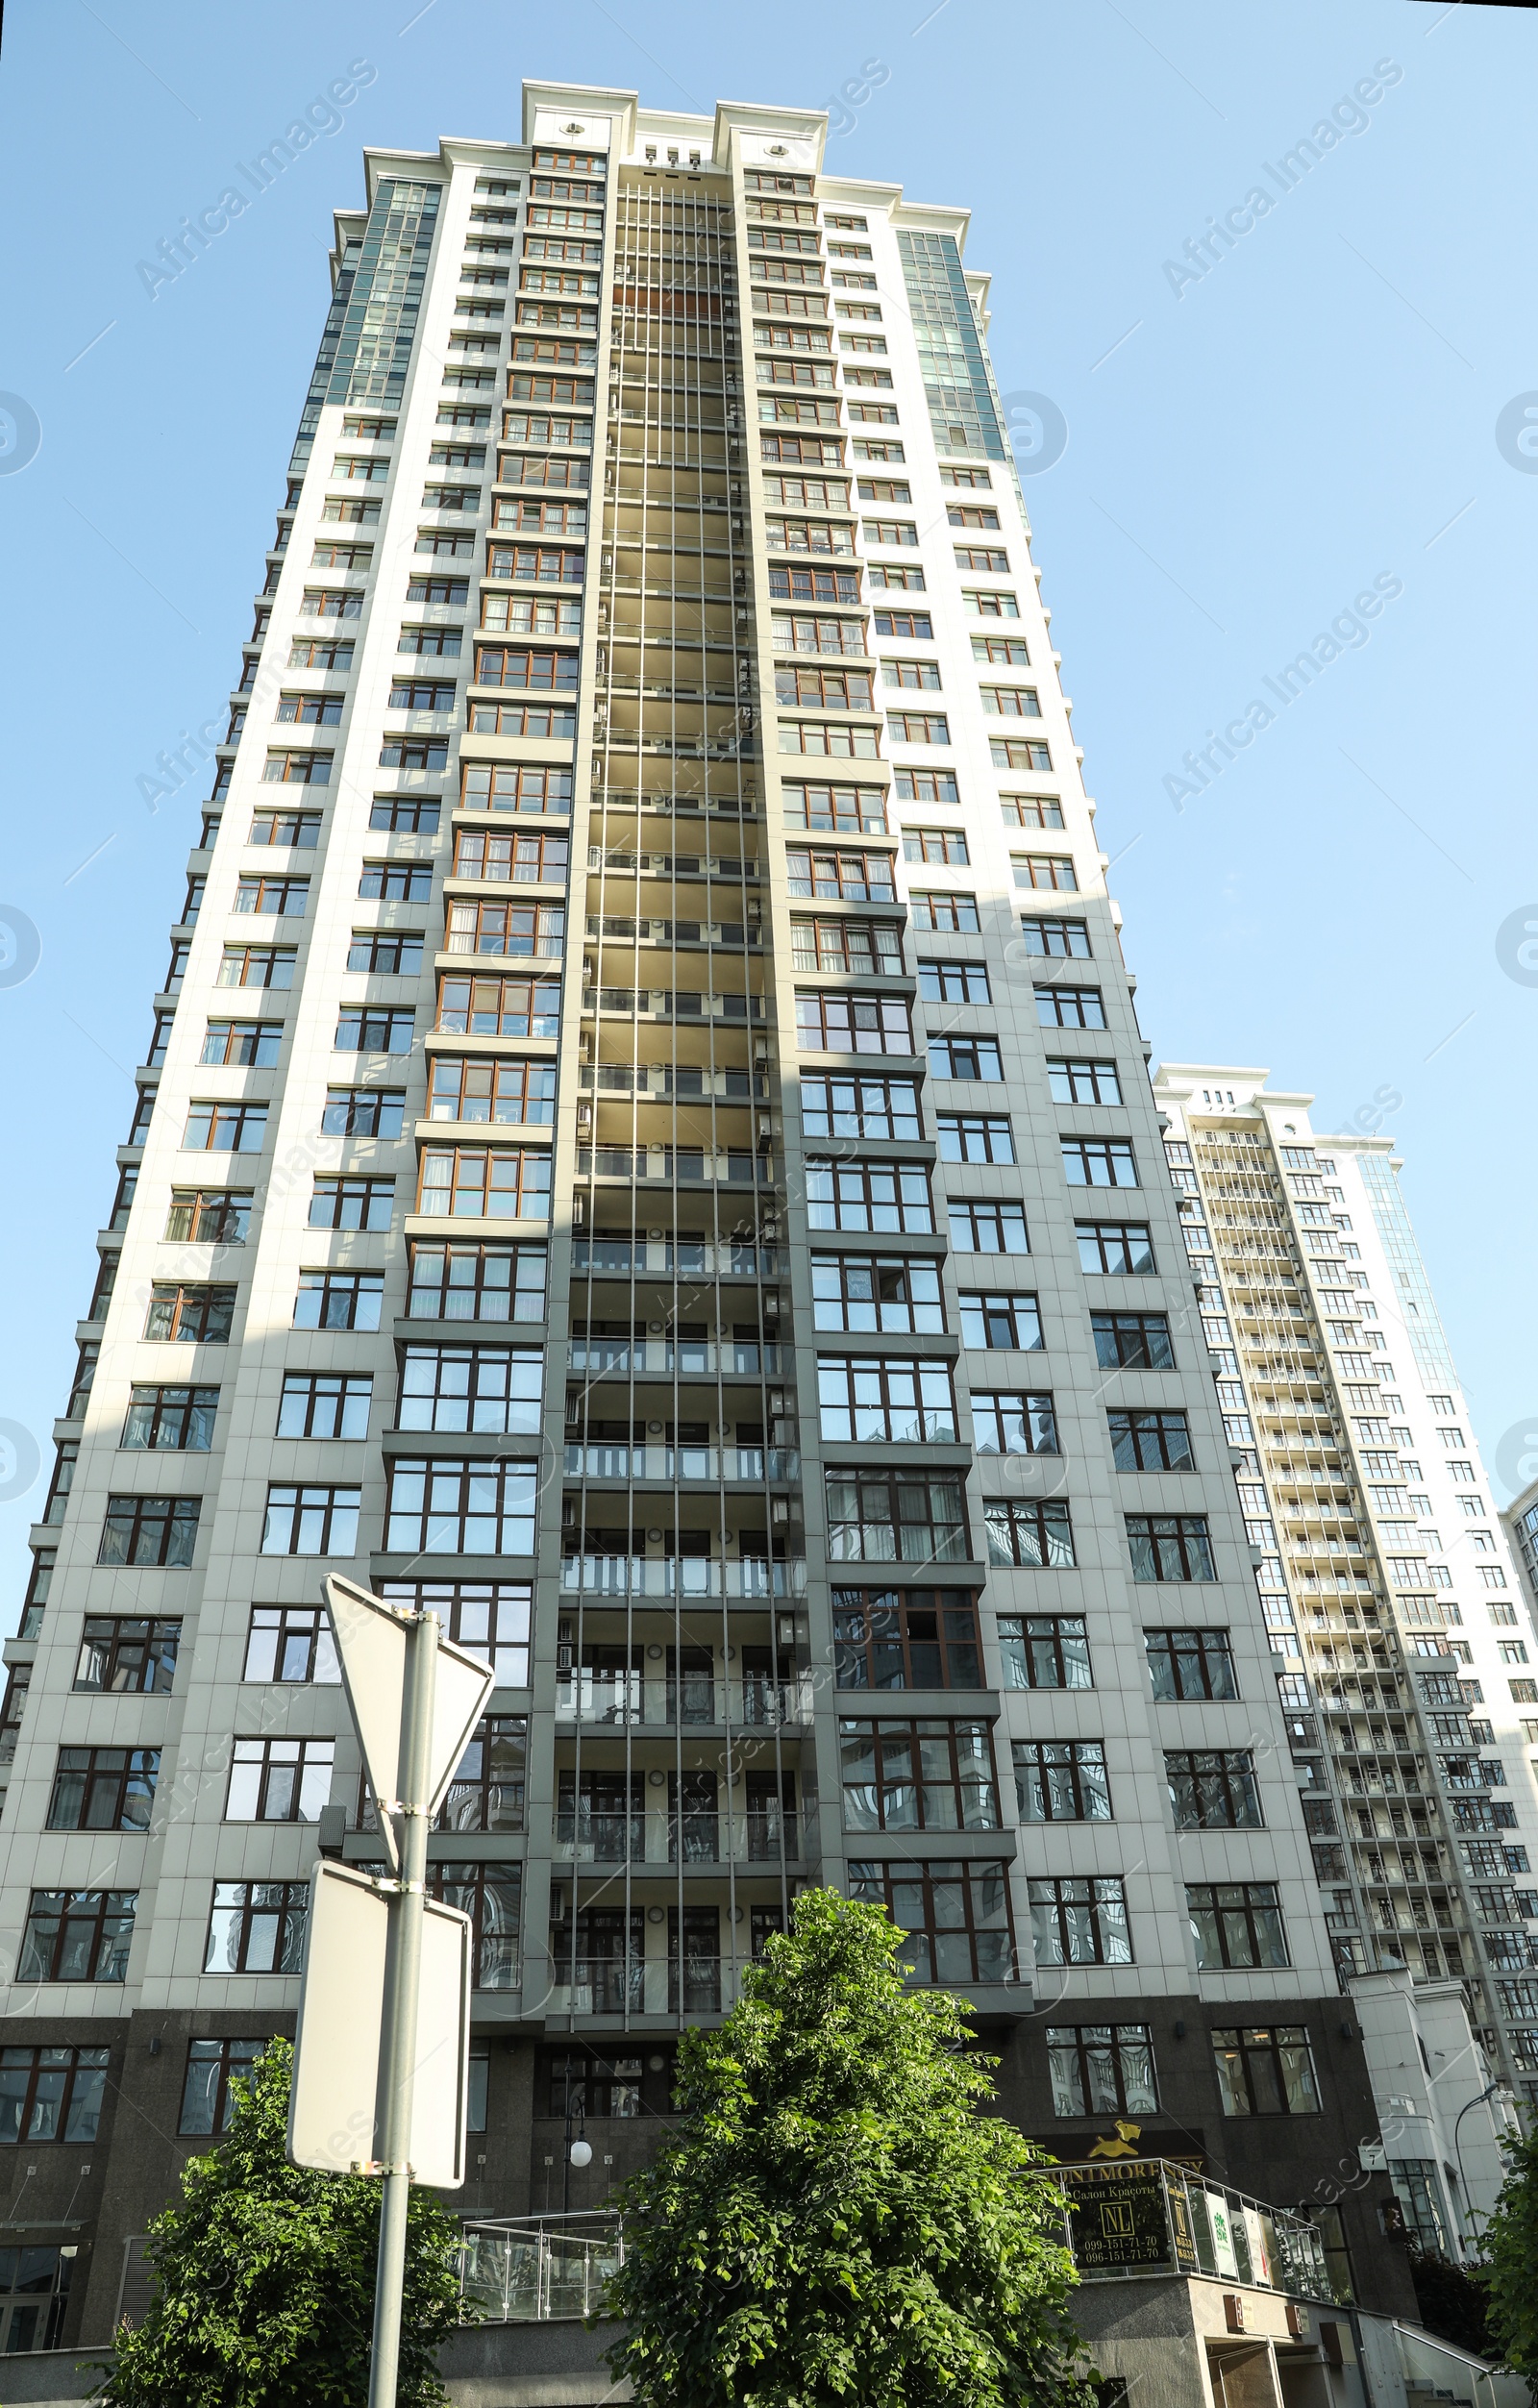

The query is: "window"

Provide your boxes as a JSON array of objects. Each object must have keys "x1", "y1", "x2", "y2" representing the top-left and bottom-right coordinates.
[
  {"x1": 1015, "y1": 1739, "x2": 1111, "y2": 1822},
  {"x1": 778, "y1": 714, "x2": 881, "y2": 760},
  {"x1": 294, "y1": 1269, "x2": 384, "y2": 1330},
  {"x1": 959, "y1": 1291, "x2": 1041, "y2": 1351},
  {"x1": 436, "y1": 974, "x2": 561, "y2": 1036},
  {"x1": 260, "y1": 1482, "x2": 360, "y2": 1556},
  {"x1": 1029, "y1": 1877, "x2": 1131, "y2": 1965},
  {"x1": 955, "y1": 546, "x2": 1009, "y2": 572},
  {"x1": 868, "y1": 563, "x2": 926, "y2": 590},
  {"x1": 874, "y1": 610, "x2": 932, "y2": 638},
  {"x1": 0, "y1": 2047, "x2": 111, "y2": 2145},
  {"x1": 1004, "y1": 795, "x2": 1064, "y2": 828},
  {"x1": 929, "y1": 1034, "x2": 1003, "y2": 1081},
  {"x1": 433, "y1": 1862, "x2": 522, "y2": 1990},
  {"x1": 399, "y1": 1345, "x2": 542, "y2": 1435},
  {"x1": 417, "y1": 1145, "x2": 552, "y2": 1221},
  {"x1": 791, "y1": 917, "x2": 904, "y2": 976},
  {"x1": 205, "y1": 1882, "x2": 308, "y2": 1974},
  {"x1": 1146, "y1": 1627, "x2": 1237, "y2": 1700},
  {"x1": 1212, "y1": 2027, "x2": 1320, "y2": 2116},
  {"x1": 948, "y1": 505, "x2": 1001, "y2": 529},
  {"x1": 1097, "y1": 1318, "x2": 1177, "y2": 1375},
  {"x1": 262, "y1": 752, "x2": 332, "y2": 786},
  {"x1": 825, "y1": 1469, "x2": 968, "y2": 1563},
  {"x1": 242, "y1": 1605, "x2": 340, "y2": 1684},
  {"x1": 226, "y1": 1738, "x2": 335, "y2": 1822},
  {"x1": 938, "y1": 1114, "x2": 1014, "y2": 1164},
  {"x1": 379, "y1": 1581, "x2": 532, "y2": 1685},
  {"x1": 182, "y1": 1101, "x2": 269, "y2": 1154},
  {"x1": 180, "y1": 2038, "x2": 266, "y2": 2135},
  {"x1": 985, "y1": 1499, "x2": 1076, "y2": 1568},
  {"x1": 430, "y1": 1716, "x2": 527, "y2": 1834},
  {"x1": 887, "y1": 711, "x2": 949, "y2": 745},
  {"x1": 812, "y1": 1254, "x2": 943, "y2": 1334},
  {"x1": 459, "y1": 762, "x2": 573, "y2": 814},
  {"x1": 74, "y1": 1617, "x2": 180, "y2": 1695},
  {"x1": 277, "y1": 690, "x2": 345, "y2": 725},
  {"x1": 120, "y1": 1385, "x2": 218, "y2": 1452},
  {"x1": 1079, "y1": 1223, "x2": 1155, "y2": 1276},
  {"x1": 999, "y1": 1614, "x2": 1092, "y2": 1690},
  {"x1": 379, "y1": 736, "x2": 449, "y2": 772},
  {"x1": 832, "y1": 1590, "x2": 980, "y2": 1689},
  {"x1": 1048, "y1": 1059, "x2": 1122, "y2": 1108},
  {"x1": 46, "y1": 1747, "x2": 160, "y2": 1832},
  {"x1": 360, "y1": 861, "x2": 434, "y2": 905},
  {"x1": 905, "y1": 828, "x2": 968, "y2": 865},
  {"x1": 784, "y1": 847, "x2": 896, "y2": 903},
  {"x1": 918, "y1": 959, "x2": 990, "y2": 1004},
  {"x1": 407, "y1": 1241, "x2": 547, "y2": 1325},
  {"x1": 776, "y1": 664, "x2": 876, "y2": 711},
  {"x1": 18, "y1": 1891, "x2": 136, "y2": 1983},
  {"x1": 218, "y1": 944, "x2": 295, "y2": 988},
  {"x1": 801, "y1": 1075, "x2": 920, "y2": 1141},
  {"x1": 277, "y1": 1372, "x2": 372, "y2": 1440},
  {"x1": 818, "y1": 1356, "x2": 957, "y2": 1445},
  {"x1": 882, "y1": 658, "x2": 942, "y2": 690},
  {"x1": 840, "y1": 1718, "x2": 999, "y2": 1832},
  {"x1": 452, "y1": 828, "x2": 569, "y2": 882},
  {"x1": 949, "y1": 1200, "x2": 1029, "y2": 1254},
  {"x1": 772, "y1": 610, "x2": 868, "y2": 655},
  {"x1": 795, "y1": 993, "x2": 913, "y2": 1055},
  {"x1": 782, "y1": 782, "x2": 888, "y2": 836},
  {"x1": 1166, "y1": 1750, "x2": 1262, "y2": 1828},
  {"x1": 200, "y1": 1020, "x2": 283, "y2": 1069},
  {"x1": 846, "y1": 1859, "x2": 1014, "y2": 1986},
  {"x1": 972, "y1": 1392, "x2": 1059, "y2": 1455},
  {"x1": 911, "y1": 891, "x2": 980, "y2": 933},
  {"x1": 1048, "y1": 2026, "x2": 1157, "y2": 2120},
  {"x1": 806, "y1": 1160, "x2": 933, "y2": 1233},
  {"x1": 310, "y1": 1176, "x2": 394, "y2": 1231},
  {"x1": 335, "y1": 1007, "x2": 415, "y2": 1054},
  {"x1": 1128, "y1": 1514, "x2": 1214, "y2": 1582},
  {"x1": 250, "y1": 807, "x2": 322, "y2": 847},
  {"x1": 347, "y1": 931, "x2": 423, "y2": 976},
  {"x1": 1500, "y1": 1643, "x2": 1529, "y2": 1666},
  {"x1": 1020, "y1": 917, "x2": 1089, "y2": 958},
  {"x1": 1188, "y1": 1882, "x2": 1288, "y2": 1970},
  {"x1": 321, "y1": 1088, "x2": 405, "y2": 1138},
  {"x1": 445, "y1": 898, "x2": 565, "y2": 957},
  {"x1": 427, "y1": 1057, "x2": 556, "y2": 1125},
  {"x1": 1063, "y1": 1138, "x2": 1137, "y2": 1187},
  {"x1": 371, "y1": 796, "x2": 441, "y2": 833},
  {"x1": 98, "y1": 1496, "x2": 199, "y2": 1568},
  {"x1": 1109, "y1": 1409, "x2": 1193, "y2": 1470},
  {"x1": 384, "y1": 1457, "x2": 537, "y2": 1554}
]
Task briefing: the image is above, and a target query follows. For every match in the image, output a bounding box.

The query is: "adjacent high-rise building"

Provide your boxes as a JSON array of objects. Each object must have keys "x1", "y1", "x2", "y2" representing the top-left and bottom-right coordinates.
[
  {"x1": 0, "y1": 82, "x2": 1421, "y2": 2347},
  {"x1": 1154, "y1": 1069, "x2": 1538, "y2": 2181}
]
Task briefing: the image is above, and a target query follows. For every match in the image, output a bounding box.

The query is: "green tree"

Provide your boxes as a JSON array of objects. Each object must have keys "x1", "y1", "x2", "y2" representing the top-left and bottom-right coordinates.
[
  {"x1": 94, "y1": 2037, "x2": 464, "y2": 2408},
  {"x1": 605, "y1": 1886, "x2": 1095, "y2": 2408},
  {"x1": 1483, "y1": 2121, "x2": 1538, "y2": 2400}
]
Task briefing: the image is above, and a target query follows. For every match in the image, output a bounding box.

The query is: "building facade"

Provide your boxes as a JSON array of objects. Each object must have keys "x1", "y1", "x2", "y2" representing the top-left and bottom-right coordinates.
[
  {"x1": 0, "y1": 83, "x2": 1415, "y2": 2347},
  {"x1": 1153, "y1": 1068, "x2": 1538, "y2": 2243}
]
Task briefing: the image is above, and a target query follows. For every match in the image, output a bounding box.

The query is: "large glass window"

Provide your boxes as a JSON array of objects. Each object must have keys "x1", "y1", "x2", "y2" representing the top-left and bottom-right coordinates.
[
  {"x1": 1029, "y1": 1877, "x2": 1131, "y2": 1965},
  {"x1": 384, "y1": 1457, "x2": 537, "y2": 1554},
  {"x1": 1127, "y1": 1515, "x2": 1215, "y2": 1582},
  {"x1": 1211, "y1": 2026, "x2": 1320, "y2": 2116},
  {"x1": 73, "y1": 1617, "x2": 180, "y2": 1694},
  {"x1": 407, "y1": 1241, "x2": 546, "y2": 1323},
  {"x1": 840, "y1": 1719, "x2": 999, "y2": 1831},
  {"x1": 832, "y1": 1590, "x2": 981, "y2": 1690},
  {"x1": 825, "y1": 1470, "x2": 968, "y2": 1563},
  {"x1": 1187, "y1": 1883, "x2": 1289, "y2": 1970},
  {"x1": 846, "y1": 1859, "x2": 1014, "y2": 1986},
  {"x1": 1145, "y1": 1627, "x2": 1237, "y2": 1700},
  {"x1": 180, "y1": 2038, "x2": 267, "y2": 2134},
  {"x1": 397, "y1": 1345, "x2": 543, "y2": 1435},
  {"x1": 812, "y1": 1254, "x2": 943, "y2": 1333},
  {"x1": 1014, "y1": 1739, "x2": 1111, "y2": 1822},
  {"x1": 0, "y1": 2048, "x2": 110, "y2": 2144},
  {"x1": 1165, "y1": 1750, "x2": 1262, "y2": 1828},
  {"x1": 204, "y1": 1882, "x2": 308, "y2": 1974},
  {"x1": 998, "y1": 1615, "x2": 1092, "y2": 1689},
  {"x1": 985, "y1": 1500, "x2": 1075, "y2": 1569},
  {"x1": 818, "y1": 1357, "x2": 956, "y2": 1444},
  {"x1": 46, "y1": 1748, "x2": 159, "y2": 1833},
  {"x1": 18, "y1": 1891, "x2": 136, "y2": 1983}
]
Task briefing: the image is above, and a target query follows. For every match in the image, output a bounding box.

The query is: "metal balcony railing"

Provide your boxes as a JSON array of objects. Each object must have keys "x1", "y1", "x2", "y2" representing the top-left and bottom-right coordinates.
[
  {"x1": 1054, "y1": 2159, "x2": 1331, "y2": 2297},
  {"x1": 559, "y1": 1555, "x2": 806, "y2": 1599},
  {"x1": 543, "y1": 1954, "x2": 752, "y2": 2016},
  {"x1": 566, "y1": 1339, "x2": 782, "y2": 1376},
  {"x1": 562, "y1": 1444, "x2": 800, "y2": 1483}
]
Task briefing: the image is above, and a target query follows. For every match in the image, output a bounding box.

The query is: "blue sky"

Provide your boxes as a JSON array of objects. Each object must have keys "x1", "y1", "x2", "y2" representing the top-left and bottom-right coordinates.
[{"x1": 2, "y1": 0, "x2": 1536, "y2": 1614}]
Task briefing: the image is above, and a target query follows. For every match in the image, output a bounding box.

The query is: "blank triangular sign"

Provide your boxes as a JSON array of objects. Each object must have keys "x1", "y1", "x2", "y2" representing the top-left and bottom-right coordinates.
[{"x1": 324, "y1": 1576, "x2": 494, "y2": 1867}]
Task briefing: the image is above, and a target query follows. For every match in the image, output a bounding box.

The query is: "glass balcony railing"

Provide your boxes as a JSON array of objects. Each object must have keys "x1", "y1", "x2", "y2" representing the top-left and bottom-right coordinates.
[
  {"x1": 555, "y1": 1672, "x2": 813, "y2": 1727},
  {"x1": 566, "y1": 1339, "x2": 782, "y2": 1375},
  {"x1": 562, "y1": 1443, "x2": 800, "y2": 1483},
  {"x1": 552, "y1": 1806, "x2": 815, "y2": 1866},
  {"x1": 1054, "y1": 2159, "x2": 1331, "y2": 2297},
  {"x1": 460, "y1": 2217, "x2": 622, "y2": 2324},
  {"x1": 576, "y1": 1147, "x2": 777, "y2": 1187},
  {"x1": 559, "y1": 1555, "x2": 806, "y2": 1599},
  {"x1": 544, "y1": 1955, "x2": 753, "y2": 2015},
  {"x1": 572, "y1": 1238, "x2": 782, "y2": 1276}
]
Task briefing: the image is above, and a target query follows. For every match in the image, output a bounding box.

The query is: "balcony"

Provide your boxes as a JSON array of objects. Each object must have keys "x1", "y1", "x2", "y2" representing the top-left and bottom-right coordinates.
[
  {"x1": 577, "y1": 1146, "x2": 777, "y2": 1188},
  {"x1": 460, "y1": 2216, "x2": 621, "y2": 2325},
  {"x1": 544, "y1": 1955, "x2": 771, "y2": 2016},
  {"x1": 574, "y1": 1239, "x2": 782, "y2": 1277},
  {"x1": 1054, "y1": 2159, "x2": 1330, "y2": 2296},
  {"x1": 555, "y1": 1671, "x2": 812, "y2": 1726},
  {"x1": 559, "y1": 1555, "x2": 806, "y2": 1600},
  {"x1": 563, "y1": 1444, "x2": 799, "y2": 1484},
  {"x1": 552, "y1": 1808, "x2": 815, "y2": 1867}
]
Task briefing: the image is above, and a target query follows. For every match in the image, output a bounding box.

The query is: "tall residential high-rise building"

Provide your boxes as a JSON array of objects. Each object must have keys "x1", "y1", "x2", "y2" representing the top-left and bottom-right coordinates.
[
  {"x1": 0, "y1": 84, "x2": 1411, "y2": 2347},
  {"x1": 1154, "y1": 1069, "x2": 1538, "y2": 2171}
]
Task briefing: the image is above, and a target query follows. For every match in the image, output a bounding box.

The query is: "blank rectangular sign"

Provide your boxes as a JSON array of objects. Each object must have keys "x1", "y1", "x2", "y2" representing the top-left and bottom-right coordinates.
[{"x1": 288, "y1": 1861, "x2": 471, "y2": 2190}]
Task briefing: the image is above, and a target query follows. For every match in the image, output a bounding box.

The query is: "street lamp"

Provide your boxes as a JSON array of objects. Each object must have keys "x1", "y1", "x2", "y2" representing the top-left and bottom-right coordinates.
[
  {"x1": 1451, "y1": 2079, "x2": 1503, "y2": 2250},
  {"x1": 562, "y1": 2065, "x2": 590, "y2": 2212}
]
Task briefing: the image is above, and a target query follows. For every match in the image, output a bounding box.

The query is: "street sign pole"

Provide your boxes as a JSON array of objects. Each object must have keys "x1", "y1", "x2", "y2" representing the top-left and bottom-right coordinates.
[{"x1": 367, "y1": 1608, "x2": 438, "y2": 2408}]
